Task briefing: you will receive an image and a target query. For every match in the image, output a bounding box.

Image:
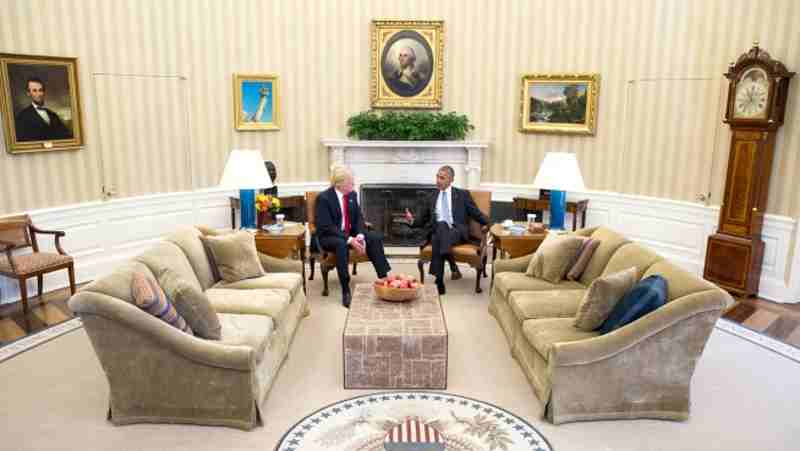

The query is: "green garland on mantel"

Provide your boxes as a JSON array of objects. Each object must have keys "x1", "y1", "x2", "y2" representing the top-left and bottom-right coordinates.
[{"x1": 346, "y1": 110, "x2": 475, "y2": 141}]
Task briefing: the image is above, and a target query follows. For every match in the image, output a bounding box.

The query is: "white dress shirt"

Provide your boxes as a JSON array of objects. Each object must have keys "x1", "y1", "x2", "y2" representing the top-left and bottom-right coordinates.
[
  {"x1": 435, "y1": 186, "x2": 454, "y2": 225},
  {"x1": 335, "y1": 189, "x2": 363, "y2": 243},
  {"x1": 33, "y1": 104, "x2": 51, "y2": 124}
]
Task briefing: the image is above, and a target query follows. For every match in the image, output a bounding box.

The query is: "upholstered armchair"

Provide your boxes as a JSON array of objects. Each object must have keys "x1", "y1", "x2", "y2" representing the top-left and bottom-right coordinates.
[
  {"x1": 0, "y1": 214, "x2": 76, "y2": 315},
  {"x1": 417, "y1": 190, "x2": 491, "y2": 293}
]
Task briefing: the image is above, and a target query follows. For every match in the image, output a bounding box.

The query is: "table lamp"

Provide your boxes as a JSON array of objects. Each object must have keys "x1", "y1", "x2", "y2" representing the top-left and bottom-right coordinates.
[
  {"x1": 532, "y1": 152, "x2": 585, "y2": 231},
  {"x1": 219, "y1": 149, "x2": 273, "y2": 229}
]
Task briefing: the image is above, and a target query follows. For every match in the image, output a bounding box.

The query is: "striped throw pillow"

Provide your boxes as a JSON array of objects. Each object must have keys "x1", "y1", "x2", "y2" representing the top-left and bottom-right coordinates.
[{"x1": 131, "y1": 272, "x2": 193, "y2": 335}]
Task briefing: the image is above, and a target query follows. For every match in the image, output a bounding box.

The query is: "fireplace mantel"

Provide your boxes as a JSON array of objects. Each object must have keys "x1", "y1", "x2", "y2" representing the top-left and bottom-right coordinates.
[{"x1": 321, "y1": 139, "x2": 488, "y2": 189}]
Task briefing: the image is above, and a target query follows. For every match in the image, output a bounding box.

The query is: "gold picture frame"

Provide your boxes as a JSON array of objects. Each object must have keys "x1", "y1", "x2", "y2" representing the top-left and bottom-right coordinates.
[
  {"x1": 0, "y1": 53, "x2": 84, "y2": 154},
  {"x1": 233, "y1": 73, "x2": 280, "y2": 131},
  {"x1": 371, "y1": 19, "x2": 444, "y2": 109},
  {"x1": 519, "y1": 73, "x2": 600, "y2": 135}
]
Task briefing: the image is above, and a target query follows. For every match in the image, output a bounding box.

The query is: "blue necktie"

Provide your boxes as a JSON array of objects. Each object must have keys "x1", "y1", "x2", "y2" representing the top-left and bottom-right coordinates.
[{"x1": 440, "y1": 191, "x2": 452, "y2": 227}]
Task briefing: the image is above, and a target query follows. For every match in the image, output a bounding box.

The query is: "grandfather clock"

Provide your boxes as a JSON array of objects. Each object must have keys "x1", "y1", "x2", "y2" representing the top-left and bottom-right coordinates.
[{"x1": 704, "y1": 43, "x2": 794, "y2": 296}]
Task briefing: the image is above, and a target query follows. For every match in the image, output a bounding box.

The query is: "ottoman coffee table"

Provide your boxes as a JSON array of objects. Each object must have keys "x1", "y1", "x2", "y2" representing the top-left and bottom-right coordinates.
[{"x1": 343, "y1": 283, "x2": 448, "y2": 389}]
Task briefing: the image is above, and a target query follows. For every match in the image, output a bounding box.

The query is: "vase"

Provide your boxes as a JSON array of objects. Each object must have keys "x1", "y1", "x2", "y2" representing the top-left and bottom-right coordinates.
[{"x1": 256, "y1": 211, "x2": 273, "y2": 229}]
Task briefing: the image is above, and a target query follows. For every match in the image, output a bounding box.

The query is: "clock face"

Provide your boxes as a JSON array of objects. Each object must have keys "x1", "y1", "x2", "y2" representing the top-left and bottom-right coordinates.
[{"x1": 734, "y1": 67, "x2": 770, "y2": 119}]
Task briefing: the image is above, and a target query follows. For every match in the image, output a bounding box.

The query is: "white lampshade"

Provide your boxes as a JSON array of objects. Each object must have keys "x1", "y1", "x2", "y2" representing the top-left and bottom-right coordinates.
[
  {"x1": 218, "y1": 149, "x2": 274, "y2": 189},
  {"x1": 532, "y1": 152, "x2": 586, "y2": 192}
]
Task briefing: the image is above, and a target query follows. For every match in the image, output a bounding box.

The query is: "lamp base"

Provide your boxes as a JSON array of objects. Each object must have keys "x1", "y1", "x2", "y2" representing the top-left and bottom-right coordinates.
[
  {"x1": 549, "y1": 190, "x2": 566, "y2": 231},
  {"x1": 240, "y1": 189, "x2": 256, "y2": 229}
]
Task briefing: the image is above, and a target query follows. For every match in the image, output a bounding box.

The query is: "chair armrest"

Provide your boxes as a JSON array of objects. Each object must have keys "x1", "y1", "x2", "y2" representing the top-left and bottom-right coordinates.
[
  {"x1": 68, "y1": 291, "x2": 253, "y2": 371},
  {"x1": 258, "y1": 252, "x2": 302, "y2": 274},
  {"x1": 29, "y1": 225, "x2": 68, "y2": 255},
  {"x1": 493, "y1": 253, "x2": 534, "y2": 274},
  {"x1": 550, "y1": 289, "x2": 731, "y2": 367}
]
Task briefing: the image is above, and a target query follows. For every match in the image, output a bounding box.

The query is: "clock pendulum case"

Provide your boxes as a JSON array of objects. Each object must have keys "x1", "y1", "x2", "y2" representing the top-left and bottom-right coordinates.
[{"x1": 703, "y1": 43, "x2": 794, "y2": 296}]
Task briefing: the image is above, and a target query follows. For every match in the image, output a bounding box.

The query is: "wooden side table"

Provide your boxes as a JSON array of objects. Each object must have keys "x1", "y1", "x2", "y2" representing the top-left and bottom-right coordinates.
[
  {"x1": 512, "y1": 197, "x2": 589, "y2": 231},
  {"x1": 489, "y1": 223, "x2": 547, "y2": 287},
  {"x1": 254, "y1": 223, "x2": 307, "y2": 294}
]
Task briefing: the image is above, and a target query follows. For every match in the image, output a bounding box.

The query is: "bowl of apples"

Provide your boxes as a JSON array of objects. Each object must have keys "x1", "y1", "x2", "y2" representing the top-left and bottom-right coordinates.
[{"x1": 373, "y1": 274, "x2": 423, "y2": 302}]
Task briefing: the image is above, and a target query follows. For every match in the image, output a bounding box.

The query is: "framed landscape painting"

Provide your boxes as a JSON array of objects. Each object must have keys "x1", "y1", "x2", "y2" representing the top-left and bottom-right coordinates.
[
  {"x1": 519, "y1": 73, "x2": 600, "y2": 135},
  {"x1": 0, "y1": 53, "x2": 84, "y2": 154},
  {"x1": 234, "y1": 73, "x2": 280, "y2": 131},
  {"x1": 371, "y1": 19, "x2": 444, "y2": 109}
]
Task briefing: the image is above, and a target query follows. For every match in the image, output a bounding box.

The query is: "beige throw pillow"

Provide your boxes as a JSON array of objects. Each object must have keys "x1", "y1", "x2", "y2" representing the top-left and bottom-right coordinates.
[
  {"x1": 573, "y1": 267, "x2": 638, "y2": 331},
  {"x1": 200, "y1": 231, "x2": 264, "y2": 283},
  {"x1": 158, "y1": 270, "x2": 221, "y2": 340},
  {"x1": 525, "y1": 234, "x2": 585, "y2": 283}
]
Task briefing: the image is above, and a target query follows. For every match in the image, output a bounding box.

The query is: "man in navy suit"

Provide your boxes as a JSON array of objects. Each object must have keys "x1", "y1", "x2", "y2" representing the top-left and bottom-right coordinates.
[
  {"x1": 14, "y1": 78, "x2": 73, "y2": 142},
  {"x1": 405, "y1": 166, "x2": 489, "y2": 295},
  {"x1": 315, "y1": 165, "x2": 391, "y2": 308}
]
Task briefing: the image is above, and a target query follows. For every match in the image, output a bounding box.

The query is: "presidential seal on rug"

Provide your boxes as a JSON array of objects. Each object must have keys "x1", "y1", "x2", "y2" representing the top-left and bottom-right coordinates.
[{"x1": 275, "y1": 391, "x2": 552, "y2": 451}]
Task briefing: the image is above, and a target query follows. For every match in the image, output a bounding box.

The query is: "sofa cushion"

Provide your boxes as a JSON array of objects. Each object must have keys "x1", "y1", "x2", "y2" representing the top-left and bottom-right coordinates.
[
  {"x1": 205, "y1": 288, "x2": 291, "y2": 318},
  {"x1": 566, "y1": 238, "x2": 600, "y2": 281},
  {"x1": 494, "y1": 272, "x2": 585, "y2": 298},
  {"x1": 509, "y1": 290, "x2": 586, "y2": 322},
  {"x1": 598, "y1": 274, "x2": 668, "y2": 334},
  {"x1": 574, "y1": 267, "x2": 638, "y2": 331},
  {"x1": 525, "y1": 234, "x2": 585, "y2": 283},
  {"x1": 82, "y1": 261, "x2": 156, "y2": 304},
  {"x1": 200, "y1": 231, "x2": 265, "y2": 283},
  {"x1": 522, "y1": 318, "x2": 599, "y2": 359},
  {"x1": 131, "y1": 272, "x2": 193, "y2": 334},
  {"x1": 212, "y1": 273, "x2": 304, "y2": 299},
  {"x1": 158, "y1": 269, "x2": 221, "y2": 340},
  {"x1": 579, "y1": 227, "x2": 632, "y2": 285},
  {"x1": 165, "y1": 226, "x2": 217, "y2": 291},
  {"x1": 135, "y1": 241, "x2": 204, "y2": 293},
  {"x1": 601, "y1": 242, "x2": 663, "y2": 280},
  {"x1": 642, "y1": 260, "x2": 715, "y2": 302},
  {"x1": 216, "y1": 313, "x2": 274, "y2": 363}
]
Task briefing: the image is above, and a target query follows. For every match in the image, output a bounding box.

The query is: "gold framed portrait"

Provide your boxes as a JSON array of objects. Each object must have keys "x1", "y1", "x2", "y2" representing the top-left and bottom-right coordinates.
[
  {"x1": 0, "y1": 53, "x2": 85, "y2": 154},
  {"x1": 233, "y1": 73, "x2": 281, "y2": 131},
  {"x1": 371, "y1": 20, "x2": 444, "y2": 109},
  {"x1": 519, "y1": 73, "x2": 600, "y2": 135}
]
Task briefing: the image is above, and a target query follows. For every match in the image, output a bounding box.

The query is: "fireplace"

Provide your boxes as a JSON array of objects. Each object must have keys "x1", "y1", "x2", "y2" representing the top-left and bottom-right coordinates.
[{"x1": 361, "y1": 184, "x2": 438, "y2": 246}]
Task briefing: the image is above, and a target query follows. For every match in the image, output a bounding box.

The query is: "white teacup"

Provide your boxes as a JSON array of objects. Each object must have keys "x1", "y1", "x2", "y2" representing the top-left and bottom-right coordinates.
[
  {"x1": 502, "y1": 219, "x2": 513, "y2": 229},
  {"x1": 275, "y1": 214, "x2": 285, "y2": 225}
]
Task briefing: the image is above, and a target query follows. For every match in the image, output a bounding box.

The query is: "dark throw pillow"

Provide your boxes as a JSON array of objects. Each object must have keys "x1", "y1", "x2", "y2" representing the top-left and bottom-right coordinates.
[{"x1": 598, "y1": 274, "x2": 668, "y2": 334}]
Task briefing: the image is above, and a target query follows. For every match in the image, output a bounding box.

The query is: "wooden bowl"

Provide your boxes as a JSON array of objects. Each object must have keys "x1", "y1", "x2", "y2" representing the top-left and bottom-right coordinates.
[{"x1": 373, "y1": 283, "x2": 423, "y2": 302}]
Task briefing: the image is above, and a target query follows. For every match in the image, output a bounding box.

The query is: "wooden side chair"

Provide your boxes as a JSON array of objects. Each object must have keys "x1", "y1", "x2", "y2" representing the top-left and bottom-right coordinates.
[
  {"x1": 417, "y1": 190, "x2": 491, "y2": 293},
  {"x1": 0, "y1": 214, "x2": 76, "y2": 315},
  {"x1": 305, "y1": 191, "x2": 371, "y2": 296}
]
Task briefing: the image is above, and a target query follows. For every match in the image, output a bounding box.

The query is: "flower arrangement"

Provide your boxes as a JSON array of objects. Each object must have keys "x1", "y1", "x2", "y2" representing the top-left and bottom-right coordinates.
[{"x1": 255, "y1": 194, "x2": 281, "y2": 213}]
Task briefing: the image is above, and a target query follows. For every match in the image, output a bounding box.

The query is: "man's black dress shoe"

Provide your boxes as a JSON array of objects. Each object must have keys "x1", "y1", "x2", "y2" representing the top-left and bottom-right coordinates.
[
  {"x1": 435, "y1": 279, "x2": 446, "y2": 295},
  {"x1": 451, "y1": 269, "x2": 463, "y2": 281},
  {"x1": 342, "y1": 291, "x2": 352, "y2": 308}
]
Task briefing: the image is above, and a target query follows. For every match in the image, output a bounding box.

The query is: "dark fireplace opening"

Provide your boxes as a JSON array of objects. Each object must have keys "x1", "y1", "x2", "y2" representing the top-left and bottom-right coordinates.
[{"x1": 361, "y1": 183, "x2": 438, "y2": 246}]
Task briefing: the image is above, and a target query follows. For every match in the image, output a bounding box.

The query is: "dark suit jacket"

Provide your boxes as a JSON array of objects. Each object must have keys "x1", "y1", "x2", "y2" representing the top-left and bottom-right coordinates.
[
  {"x1": 315, "y1": 186, "x2": 365, "y2": 242},
  {"x1": 14, "y1": 105, "x2": 72, "y2": 142},
  {"x1": 411, "y1": 187, "x2": 489, "y2": 242}
]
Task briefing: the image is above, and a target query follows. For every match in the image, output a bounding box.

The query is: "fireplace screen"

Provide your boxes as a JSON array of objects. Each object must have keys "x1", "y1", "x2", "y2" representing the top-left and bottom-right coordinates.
[{"x1": 360, "y1": 184, "x2": 437, "y2": 246}]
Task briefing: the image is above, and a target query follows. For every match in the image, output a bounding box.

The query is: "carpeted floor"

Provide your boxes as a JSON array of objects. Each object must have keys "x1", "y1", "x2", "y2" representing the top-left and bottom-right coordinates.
[{"x1": 1, "y1": 262, "x2": 799, "y2": 451}]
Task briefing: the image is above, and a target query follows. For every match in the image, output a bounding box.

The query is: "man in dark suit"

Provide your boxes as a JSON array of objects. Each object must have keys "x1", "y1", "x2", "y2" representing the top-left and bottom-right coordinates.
[
  {"x1": 405, "y1": 165, "x2": 489, "y2": 295},
  {"x1": 14, "y1": 77, "x2": 73, "y2": 142},
  {"x1": 315, "y1": 165, "x2": 391, "y2": 308}
]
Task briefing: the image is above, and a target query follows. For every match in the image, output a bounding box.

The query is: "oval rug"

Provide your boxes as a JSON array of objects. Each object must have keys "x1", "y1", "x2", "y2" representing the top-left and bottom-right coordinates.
[{"x1": 274, "y1": 391, "x2": 552, "y2": 451}]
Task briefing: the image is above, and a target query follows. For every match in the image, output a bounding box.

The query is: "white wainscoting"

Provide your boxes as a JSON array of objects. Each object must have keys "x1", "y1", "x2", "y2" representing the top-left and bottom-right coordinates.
[
  {"x1": 483, "y1": 183, "x2": 799, "y2": 304},
  {"x1": 2, "y1": 182, "x2": 797, "y2": 304},
  {"x1": 0, "y1": 183, "x2": 327, "y2": 305}
]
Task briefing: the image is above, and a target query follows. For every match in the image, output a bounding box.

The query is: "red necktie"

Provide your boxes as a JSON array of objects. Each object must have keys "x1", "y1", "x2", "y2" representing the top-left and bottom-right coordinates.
[{"x1": 343, "y1": 194, "x2": 351, "y2": 236}]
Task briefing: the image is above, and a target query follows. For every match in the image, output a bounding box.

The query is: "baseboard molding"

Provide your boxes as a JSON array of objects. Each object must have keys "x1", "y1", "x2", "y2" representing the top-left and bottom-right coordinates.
[
  {"x1": 2, "y1": 183, "x2": 797, "y2": 304},
  {"x1": 481, "y1": 183, "x2": 799, "y2": 303}
]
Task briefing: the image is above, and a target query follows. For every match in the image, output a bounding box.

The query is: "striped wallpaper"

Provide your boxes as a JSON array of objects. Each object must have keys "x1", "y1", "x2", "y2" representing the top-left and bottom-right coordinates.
[{"x1": 0, "y1": 0, "x2": 798, "y2": 219}]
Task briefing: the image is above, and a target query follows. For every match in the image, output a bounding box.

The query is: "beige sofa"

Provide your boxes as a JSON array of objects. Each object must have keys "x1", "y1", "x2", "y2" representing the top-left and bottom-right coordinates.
[
  {"x1": 68, "y1": 226, "x2": 309, "y2": 430},
  {"x1": 489, "y1": 226, "x2": 733, "y2": 424}
]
